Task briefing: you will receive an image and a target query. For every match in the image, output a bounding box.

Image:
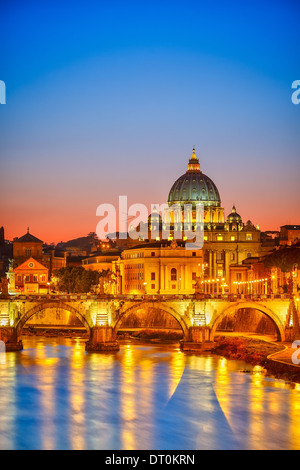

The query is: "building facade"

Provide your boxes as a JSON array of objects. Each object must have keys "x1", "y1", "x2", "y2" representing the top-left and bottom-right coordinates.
[
  {"x1": 279, "y1": 225, "x2": 300, "y2": 246},
  {"x1": 83, "y1": 148, "x2": 265, "y2": 296},
  {"x1": 13, "y1": 229, "x2": 43, "y2": 266},
  {"x1": 12, "y1": 229, "x2": 66, "y2": 276},
  {"x1": 114, "y1": 240, "x2": 203, "y2": 295},
  {"x1": 166, "y1": 149, "x2": 262, "y2": 283},
  {"x1": 9, "y1": 257, "x2": 49, "y2": 294}
]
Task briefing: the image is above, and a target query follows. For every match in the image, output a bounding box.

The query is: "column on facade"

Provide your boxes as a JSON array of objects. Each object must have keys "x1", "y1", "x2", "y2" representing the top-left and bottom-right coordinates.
[
  {"x1": 208, "y1": 250, "x2": 213, "y2": 279},
  {"x1": 174, "y1": 205, "x2": 182, "y2": 235},
  {"x1": 224, "y1": 250, "x2": 230, "y2": 282},
  {"x1": 223, "y1": 249, "x2": 227, "y2": 280},
  {"x1": 213, "y1": 251, "x2": 217, "y2": 280},
  {"x1": 159, "y1": 262, "x2": 163, "y2": 293}
]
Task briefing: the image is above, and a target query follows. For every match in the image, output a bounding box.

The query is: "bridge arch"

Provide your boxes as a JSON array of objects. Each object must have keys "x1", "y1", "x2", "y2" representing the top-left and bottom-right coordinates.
[
  {"x1": 113, "y1": 301, "x2": 190, "y2": 340},
  {"x1": 16, "y1": 301, "x2": 91, "y2": 337},
  {"x1": 210, "y1": 302, "x2": 286, "y2": 342}
]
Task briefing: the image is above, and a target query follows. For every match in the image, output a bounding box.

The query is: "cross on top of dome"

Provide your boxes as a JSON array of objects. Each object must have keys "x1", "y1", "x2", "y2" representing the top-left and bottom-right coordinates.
[{"x1": 187, "y1": 147, "x2": 201, "y2": 172}]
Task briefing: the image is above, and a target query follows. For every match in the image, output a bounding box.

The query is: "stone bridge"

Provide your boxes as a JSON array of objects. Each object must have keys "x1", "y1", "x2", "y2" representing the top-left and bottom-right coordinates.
[{"x1": 0, "y1": 294, "x2": 296, "y2": 351}]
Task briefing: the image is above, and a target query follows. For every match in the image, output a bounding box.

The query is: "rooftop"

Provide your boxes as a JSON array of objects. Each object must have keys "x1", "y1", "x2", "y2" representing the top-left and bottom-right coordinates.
[{"x1": 15, "y1": 228, "x2": 43, "y2": 244}]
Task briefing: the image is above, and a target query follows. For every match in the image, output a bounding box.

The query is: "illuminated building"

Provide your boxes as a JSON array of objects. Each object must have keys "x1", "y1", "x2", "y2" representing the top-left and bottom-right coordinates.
[
  {"x1": 114, "y1": 239, "x2": 203, "y2": 295},
  {"x1": 12, "y1": 228, "x2": 66, "y2": 276},
  {"x1": 42, "y1": 249, "x2": 67, "y2": 277},
  {"x1": 85, "y1": 149, "x2": 263, "y2": 295},
  {"x1": 9, "y1": 257, "x2": 49, "y2": 294},
  {"x1": 82, "y1": 250, "x2": 121, "y2": 272},
  {"x1": 13, "y1": 228, "x2": 43, "y2": 266},
  {"x1": 229, "y1": 251, "x2": 300, "y2": 296},
  {"x1": 166, "y1": 149, "x2": 261, "y2": 284},
  {"x1": 81, "y1": 148, "x2": 298, "y2": 297},
  {"x1": 279, "y1": 225, "x2": 300, "y2": 246}
]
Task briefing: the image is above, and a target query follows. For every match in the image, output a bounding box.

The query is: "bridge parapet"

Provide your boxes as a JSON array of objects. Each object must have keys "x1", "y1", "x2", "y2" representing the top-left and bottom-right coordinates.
[
  {"x1": 0, "y1": 294, "x2": 295, "y2": 351},
  {"x1": 3, "y1": 292, "x2": 292, "y2": 303}
]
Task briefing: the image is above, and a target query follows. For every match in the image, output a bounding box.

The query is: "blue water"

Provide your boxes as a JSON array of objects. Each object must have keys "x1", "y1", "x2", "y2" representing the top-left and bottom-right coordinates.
[{"x1": 0, "y1": 336, "x2": 299, "y2": 450}]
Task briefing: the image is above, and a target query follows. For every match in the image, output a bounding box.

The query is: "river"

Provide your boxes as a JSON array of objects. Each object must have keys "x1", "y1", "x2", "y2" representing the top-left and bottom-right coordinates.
[{"x1": 0, "y1": 336, "x2": 299, "y2": 450}]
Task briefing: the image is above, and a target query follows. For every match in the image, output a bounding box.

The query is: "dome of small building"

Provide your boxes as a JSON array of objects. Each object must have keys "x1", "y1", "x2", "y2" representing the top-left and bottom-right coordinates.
[
  {"x1": 167, "y1": 149, "x2": 221, "y2": 208},
  {"x1": 226, "y1": 205, "x2": 242, "y2": 223},
  {"x1": 147, "y1": 206, "x2": 162, "y2": 231},
  {"x1": 148, "y1": 206, "x2": 162, "y2": 223}
]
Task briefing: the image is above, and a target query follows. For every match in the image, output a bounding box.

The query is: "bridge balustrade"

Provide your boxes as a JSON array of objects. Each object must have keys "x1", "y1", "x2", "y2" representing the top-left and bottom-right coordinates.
[
  {"x1": 5, "y1": 292, "x2": 292, "y2": 303},
  {"x1": 0, "y1": 289, "x2": 294, "y2": 351}
]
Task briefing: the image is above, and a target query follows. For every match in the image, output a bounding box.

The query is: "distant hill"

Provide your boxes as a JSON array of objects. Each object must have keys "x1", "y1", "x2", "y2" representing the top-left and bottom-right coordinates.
[{"x1": 56, "y1": 233, "x2": 98, "y2": 254}]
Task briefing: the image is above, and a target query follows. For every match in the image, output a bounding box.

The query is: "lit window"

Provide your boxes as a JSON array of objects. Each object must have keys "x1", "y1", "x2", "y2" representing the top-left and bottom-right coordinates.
[
  {"x1": 231, "y1": 236, "x2": 236, "y2": 241},
  {"x1": 246, "y1": 233, "x2": 252, "y2": 240},
  {"x1": 217, "y1": 235, "x2": 223, "y2": 241}
]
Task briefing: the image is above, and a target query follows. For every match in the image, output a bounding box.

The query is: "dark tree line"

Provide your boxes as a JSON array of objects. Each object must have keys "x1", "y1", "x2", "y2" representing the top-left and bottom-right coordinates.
[
  {"x1": 262, "y1": 245, "x2": 300, "y2": 273},
  {"x1": 53, "y1": 266, "x2": 105, "y2": 293}
]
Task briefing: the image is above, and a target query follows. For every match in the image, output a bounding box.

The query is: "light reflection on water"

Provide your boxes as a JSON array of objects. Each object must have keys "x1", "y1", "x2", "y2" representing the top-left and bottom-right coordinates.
[{"x1": 0, "y1": 336, "x2": 299, "y2": 450}]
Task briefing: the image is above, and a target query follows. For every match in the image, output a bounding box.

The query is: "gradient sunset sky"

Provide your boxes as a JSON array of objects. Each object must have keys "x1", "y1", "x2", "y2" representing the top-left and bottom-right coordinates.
[{"x1": 1, "y1": 0, "x2": 299, "y2": 244}]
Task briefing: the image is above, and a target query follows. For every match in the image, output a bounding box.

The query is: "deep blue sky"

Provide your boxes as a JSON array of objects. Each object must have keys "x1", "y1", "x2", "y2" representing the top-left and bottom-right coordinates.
[{"x1": 0, "y1": 0, "x2": 299, "y2": 242}]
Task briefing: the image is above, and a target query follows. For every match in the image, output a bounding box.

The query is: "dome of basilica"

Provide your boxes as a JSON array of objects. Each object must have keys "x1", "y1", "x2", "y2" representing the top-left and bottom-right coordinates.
[{"x1": 168, "y1": 149, "x2": 221, "y2": 208}]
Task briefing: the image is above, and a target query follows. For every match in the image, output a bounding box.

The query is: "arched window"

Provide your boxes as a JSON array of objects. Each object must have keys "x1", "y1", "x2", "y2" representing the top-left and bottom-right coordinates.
[{"x1": 171, "y1": 268, "x2": 177, "y2": 281}]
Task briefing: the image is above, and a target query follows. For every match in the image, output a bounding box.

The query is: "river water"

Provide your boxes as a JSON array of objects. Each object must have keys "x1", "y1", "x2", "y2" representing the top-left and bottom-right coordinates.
[{"x1": 0, "y1": 336, "x2": 299, "y2": 450}]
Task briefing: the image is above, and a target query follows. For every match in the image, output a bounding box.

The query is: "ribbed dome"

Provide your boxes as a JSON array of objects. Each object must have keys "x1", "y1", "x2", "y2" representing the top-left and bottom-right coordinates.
[{"x1": 168, "y1": 149, "x2": 221, "y2": 207}]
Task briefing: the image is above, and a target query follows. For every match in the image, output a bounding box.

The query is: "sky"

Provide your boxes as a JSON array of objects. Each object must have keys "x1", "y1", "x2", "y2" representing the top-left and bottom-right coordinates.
[{"x1": 0, "y1": 0, "x2": 299, "y2": 244}]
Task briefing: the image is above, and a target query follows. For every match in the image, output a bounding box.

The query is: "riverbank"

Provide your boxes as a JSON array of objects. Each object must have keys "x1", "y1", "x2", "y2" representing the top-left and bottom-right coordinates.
[
  {"x1": 127, "y1": 328, "x2": 183, "y2": 342},
  {"x1": 22, "y1": 327, "x2": 89, "y2": 338},
  {"x1": 212, "y1": 335, "x2": 300, "y2": 384}
]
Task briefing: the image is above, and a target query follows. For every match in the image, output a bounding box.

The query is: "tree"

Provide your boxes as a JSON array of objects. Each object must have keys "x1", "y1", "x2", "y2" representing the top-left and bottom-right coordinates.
[
  {"x1": 54, "y1": 266, "x2": 101, "y2": 293},
  {"x1": 262, "y1": 246, "x2": 300, "y2": 273}
]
